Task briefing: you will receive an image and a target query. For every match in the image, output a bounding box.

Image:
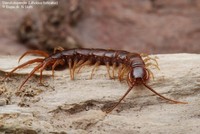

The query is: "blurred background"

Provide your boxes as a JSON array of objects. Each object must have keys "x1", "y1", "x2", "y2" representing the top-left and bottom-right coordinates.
[{"x1": 0, "y1": 0, "x2": 200, "y2": 55}]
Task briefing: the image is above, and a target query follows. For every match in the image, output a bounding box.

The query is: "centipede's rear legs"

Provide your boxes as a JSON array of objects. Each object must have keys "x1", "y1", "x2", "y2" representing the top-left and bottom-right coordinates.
[
  {"x1": 18, "y1": 50, "x2": 49, "y2": 63},
  {"x1": 5, "y1": 50, "x2": 49, "y2": 79},
  {"x1": 16, "y1": 63, "x2": 43, "y2": 95},
  {"x1": 4, "y1": 58, "x2": 44, "y2": 80}
]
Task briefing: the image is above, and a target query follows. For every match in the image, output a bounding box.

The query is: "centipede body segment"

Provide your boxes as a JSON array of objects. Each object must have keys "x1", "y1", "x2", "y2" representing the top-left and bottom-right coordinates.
[{"x1": 4, "y1": 48, "x2": 187, "y2": 113}]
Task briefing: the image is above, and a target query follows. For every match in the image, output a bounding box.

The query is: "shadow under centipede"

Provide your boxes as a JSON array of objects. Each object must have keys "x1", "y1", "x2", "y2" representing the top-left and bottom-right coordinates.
[
  {"x1": 102, "y1": 99, "x2": 163, "y2": 113},
  {"x1": 49, "y1": 98, "x2": 164, "y2": 115},
  {"x1": 49, "y1": 99, "x2": 106, "y2": 115}
]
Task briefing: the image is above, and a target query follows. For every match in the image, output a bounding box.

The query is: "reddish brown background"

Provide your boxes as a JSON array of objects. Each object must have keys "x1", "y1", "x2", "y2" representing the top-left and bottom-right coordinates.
[{"x1": 0, "y1": 0, "x2": 200, "y2": 55}]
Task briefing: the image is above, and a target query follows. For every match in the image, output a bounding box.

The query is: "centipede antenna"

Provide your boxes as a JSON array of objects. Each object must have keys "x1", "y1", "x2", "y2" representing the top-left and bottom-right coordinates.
[
  {"x1": 18, "y1": 50, "x2": 49, "y2": 63},
  {"x1": 142, "y1": 82, "x2": 188, "y2": 104},
  {"x1": 106, "y1": 85, "x2": 134, "y2": 114}
]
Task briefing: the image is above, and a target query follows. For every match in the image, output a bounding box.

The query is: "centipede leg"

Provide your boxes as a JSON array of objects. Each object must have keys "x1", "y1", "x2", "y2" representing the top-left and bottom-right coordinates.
[
  {"x1": 18, "y1": 50, "x2": 49, "y2": 63},
  {"x1": 144, "y1": 68, "x2": 150, "y2": 80},
  {"x1": 39, "y1": 64, "x2": 48, "y2": 84},
  {"x1": 52, "y1": 59, "x2": 64, "y2": 78},
  {"x1": 90, "y1": 61, "x2": 100, "y2": 79},
  {"x1": 145, "y1": 62, "x2": 160, "y2": 70},
  {"x1": 68, "y1": 59, "x2": 73, "y2": 80},
  {"x1": 77, "y1": 60, "x2": 91, "y2": 73},
  {"x1": 126, "y1": 74, "x2": 132, "y2": 87},
  {"x1": 106, "y1": 86, "x2": 133, "y2": 114},
  {"x1": 140, "y1": 53, "x2": 149, "y2": 57},
  {"x1": 144, "y1": 57, "x2": 158, "y2": 66},
  {"x1": 4, "y1": 58, "x2": 43, "y2": 80},
  {"x1": 119, "y1": 67, "x2": 129, "y2": 81},
  {"x1": 118, "y1": 68, "x2": 125, "y2": 81},
  {"x1": 146, "y1": 68, "x2": 154, "y2": 80},
  {"x1": 112, "y1": 63, "x2": 117, "y2": 79},
  {"x1": 72, "y1": 59, "x2": 78, "y2": 79},
  {"x1": 16, "y1": 63, "x2": 43, "y2": 95},
  {"x1": 75, "y1": 60, "x2": 85, "y2": 70},
  {"x1": 53, "y1": 46, "x2": 64, "y2": 54},
  {"x1": 118, "y1": 64, "x2": 125, "y2": 81},
  {"x1": 118, "y1": 64, "x2": 123, "y2": 74},
  {"x1": 39, "y1": 60, "x2": 54, "y2": 83},
  {"x1": 106, "y1": 62, "x2": 112, "y2": 79},
  {"x1": 52, "y1": 60, "x2": 60, "y2": 78}
]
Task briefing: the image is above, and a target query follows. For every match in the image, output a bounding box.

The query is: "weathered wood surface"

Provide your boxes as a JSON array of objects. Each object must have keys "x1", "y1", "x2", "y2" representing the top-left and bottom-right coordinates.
[{"x1": 0, "y1": 54, "x2": 200, "y2": 134}]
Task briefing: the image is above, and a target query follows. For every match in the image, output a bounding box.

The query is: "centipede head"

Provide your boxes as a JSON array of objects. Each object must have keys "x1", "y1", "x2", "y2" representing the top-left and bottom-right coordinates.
[
  {"x1": 128, "y1": 67, "x2": 149, "y2": 85},
  {"x1": 126, "y1": 66, "x2": 187, "y2": 105}
]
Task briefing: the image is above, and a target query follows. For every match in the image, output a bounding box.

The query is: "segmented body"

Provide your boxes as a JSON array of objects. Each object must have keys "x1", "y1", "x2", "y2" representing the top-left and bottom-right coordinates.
[
  {"x1": 4, "y1": 48, "x2": 187, "y2": 113},
  {"x1": 51, "y1": 48, "x2": 147, "y2": 81}
]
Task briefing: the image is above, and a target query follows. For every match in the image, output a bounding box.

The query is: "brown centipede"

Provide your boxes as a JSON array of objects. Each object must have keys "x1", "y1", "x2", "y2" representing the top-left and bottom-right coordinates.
[{"x1": 4, "y1": 48, "x2": 187, "y2": 113}]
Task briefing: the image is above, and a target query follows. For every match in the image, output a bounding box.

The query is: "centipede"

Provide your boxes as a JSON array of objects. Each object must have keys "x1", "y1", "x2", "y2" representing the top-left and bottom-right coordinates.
[{"x1": 4, "y1": 48, "x2": 187, "y2": 113}]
